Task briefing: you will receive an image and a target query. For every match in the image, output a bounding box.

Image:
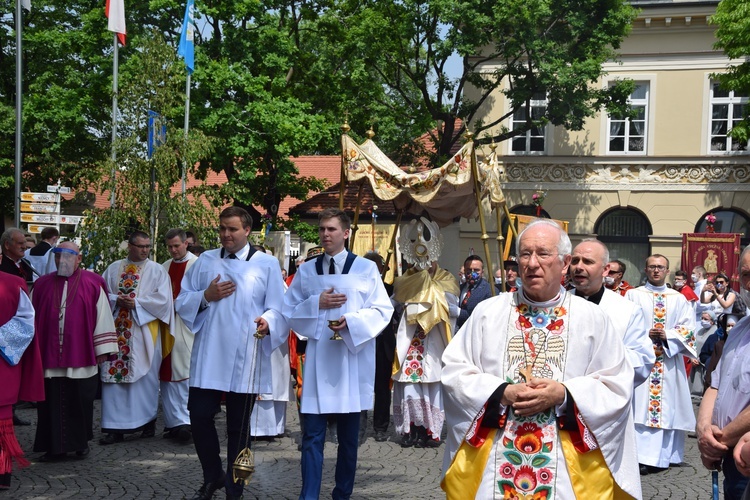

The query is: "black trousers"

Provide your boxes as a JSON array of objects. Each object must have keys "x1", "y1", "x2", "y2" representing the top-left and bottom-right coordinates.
[
  {"x1": 188, "y1": 387, "x2": 256, "y2": 497},
  {"x1": 373, "y1": 329, "x2": 395, "y2": 432}
]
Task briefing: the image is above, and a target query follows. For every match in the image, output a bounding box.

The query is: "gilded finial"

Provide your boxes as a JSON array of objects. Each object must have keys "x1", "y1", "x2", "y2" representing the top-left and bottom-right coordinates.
[
  {"x1": 463, "y1": 129, "x2": 474, "y2": 143},
  {"x1": 341, "y1": 111, "x2": 351, "y2": 134},
  {"x1": 490, "y1": 140, "x2": 497, "y2": 152},
  {"x1": 366, "y1": 126, "x2": 375, "y2": 139}
]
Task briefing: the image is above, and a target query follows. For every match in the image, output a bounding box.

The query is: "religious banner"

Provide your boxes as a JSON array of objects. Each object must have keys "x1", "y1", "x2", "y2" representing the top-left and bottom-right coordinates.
[
  {"x1": 351, "y1": 223, "x2": 397, "y2": 284},
  {"x1": 681, "y1": 233, "x2": 742, "y2": 289}
]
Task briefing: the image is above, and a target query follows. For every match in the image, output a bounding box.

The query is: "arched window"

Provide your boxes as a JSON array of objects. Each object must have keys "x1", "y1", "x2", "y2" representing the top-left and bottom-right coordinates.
[
  {"x1": 595, "y1": 208, "x2": 652, "y2": 287},
  {"x1": 695, "y1": 209, "x2": 750, "y2": 247}
]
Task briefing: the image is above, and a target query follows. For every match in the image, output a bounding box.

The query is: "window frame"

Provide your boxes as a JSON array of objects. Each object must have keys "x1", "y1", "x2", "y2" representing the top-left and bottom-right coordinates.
[
  {"x1": 606, "y1": 81, "x2": 649, "y2": 156},
  {"x1": 508, "y1": 93, "x2": 549, "y2": 156},
  {"x1": 708, "y1": 81, "x2": 749, "y2": 155}
]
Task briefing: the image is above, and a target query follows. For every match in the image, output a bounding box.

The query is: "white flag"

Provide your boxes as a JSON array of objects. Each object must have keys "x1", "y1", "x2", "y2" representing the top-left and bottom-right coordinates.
[
  {"x1": 105, "y1": 0, "x2": 127, "y2": 45},
  {"x1": 22, "y1": 0, "x2": 31, "y2": 11}
]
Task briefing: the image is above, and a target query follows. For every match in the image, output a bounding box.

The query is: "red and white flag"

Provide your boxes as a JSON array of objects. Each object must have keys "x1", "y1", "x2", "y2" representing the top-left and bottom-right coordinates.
[{"x1": 105, "y1": 0, "x2": 126, "y2": 46}]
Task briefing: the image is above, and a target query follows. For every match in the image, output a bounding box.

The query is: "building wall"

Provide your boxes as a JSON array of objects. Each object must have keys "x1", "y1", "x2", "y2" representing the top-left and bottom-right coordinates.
[{"x1": 454, "y1": 0, "x2": 750, "y2": 285}]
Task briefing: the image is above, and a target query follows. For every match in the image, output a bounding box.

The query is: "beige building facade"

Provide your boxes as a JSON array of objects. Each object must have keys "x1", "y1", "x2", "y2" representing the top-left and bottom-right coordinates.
[{"x1": 459, "y1": 0, "x2": 750, "y2": 287}]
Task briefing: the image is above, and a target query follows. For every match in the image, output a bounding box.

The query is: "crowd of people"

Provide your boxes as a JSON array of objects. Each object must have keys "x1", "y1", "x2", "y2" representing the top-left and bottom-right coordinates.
[{"x1": 3, "y1": 214, "x2": 750, "y2": 499}]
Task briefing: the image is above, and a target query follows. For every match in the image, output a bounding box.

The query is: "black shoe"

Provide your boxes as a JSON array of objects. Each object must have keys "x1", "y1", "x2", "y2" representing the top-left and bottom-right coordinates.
[
  {"x1": 38, "y1": 452, "x2": 66, "y2": 463},
  {"x1": 374, "y1": 431, "x2": 387, "y2": 442},
  {"x1": 639, "y1": 464, "x2": 650, "y2": 476},
  {"x1": 189, "y1": 475, "x2": 226, "y2": 500},
  {"x1": 75, "y1": 447, "x2": 90, "y2": 458},
  {"x1": 400, "y1": 433, "x2": 415, "y2": 448},
  {"x1": 99, "y1": 433, "x2": 124, "y2": 445},
  {"x1": 13, "y1": 413, "x2": 31, "y2": 426},
  {"x1": 140, "y1": 420, "x2": 156, "y2": 438},
  {"x1": 226, "y1": 494, "x2": 244, "y2": 500},
  {"x1": 176, "y1": 425, "x2": 192, "y2": 442}
]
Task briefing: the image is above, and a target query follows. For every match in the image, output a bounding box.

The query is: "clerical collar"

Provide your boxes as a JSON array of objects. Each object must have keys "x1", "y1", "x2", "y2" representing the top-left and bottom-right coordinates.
[
  {"x1": 575, "y1": 285, "x2": 605, "y2": 304},
  {"x1": 173, "y1": 251, "x2": 194, "y2": 263},
  {"x1": 521, "y1": 285, "x2": 566, "y2": 308},
  {"x1": 645, "y1": 282, "x2": 668, "y2": 292}
]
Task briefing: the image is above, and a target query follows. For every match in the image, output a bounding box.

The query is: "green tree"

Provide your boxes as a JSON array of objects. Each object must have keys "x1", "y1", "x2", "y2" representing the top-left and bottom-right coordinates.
[
  {"x1": 320, "y1": 0, "x2": 637, "y2": 164},
  {"x1": 711, "y1": 0, "x2": 750, "y2": 144},
  {"x1": 77, "y1": 33, "x2": 219, "y2": 270}
]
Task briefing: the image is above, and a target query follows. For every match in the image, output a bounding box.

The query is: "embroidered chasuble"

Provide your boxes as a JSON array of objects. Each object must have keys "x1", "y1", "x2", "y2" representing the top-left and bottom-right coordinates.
[
  {"x1": 160, "y1": 253, "x2": 198, "y2": 382},
  {"x1": 442, "y1": 290, "x2": 642, "y2": 499},
  {"x1": 626, "y1": 285, "x2": 696, "y2": 433},
  {"x1": 101, "y1": 259, "x2": 173, "y2": 384}
]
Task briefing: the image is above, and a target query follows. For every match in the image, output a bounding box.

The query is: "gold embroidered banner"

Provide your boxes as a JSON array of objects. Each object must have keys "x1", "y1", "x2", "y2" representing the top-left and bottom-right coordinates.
[
  {"x1": 341, "y1": 134, "x2": 505, "y2": 227},
  {"x1": 681, "y1": 232, "x2": 742, "y2": 288}
]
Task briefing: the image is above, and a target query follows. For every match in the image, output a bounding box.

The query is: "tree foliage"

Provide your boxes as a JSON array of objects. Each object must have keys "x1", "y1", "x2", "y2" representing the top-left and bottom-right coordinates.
[
  {"x1": 2, "y1": 0, "x2": 638, "y2": 243},
  {"x1": 712, "y1": 0, "x2": 750, "y2": 144}
]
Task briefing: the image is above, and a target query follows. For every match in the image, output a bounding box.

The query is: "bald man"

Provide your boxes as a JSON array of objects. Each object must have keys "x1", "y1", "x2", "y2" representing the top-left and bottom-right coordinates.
[{"x1": 31, "y1": 242, "x2": 118, "y2": 461}]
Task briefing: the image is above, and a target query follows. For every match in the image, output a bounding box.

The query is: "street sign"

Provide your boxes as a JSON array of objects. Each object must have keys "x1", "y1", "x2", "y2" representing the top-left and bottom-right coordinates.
[
  {"x1": 59, "y1": 215, "x2": 83, "y2": 225},
  {"x1": 20, "y1": 214, "x2": 58, "y2": 224},
  {"x1": 20, "y1": 214, "x2": 83, "y2": 224},
  {"x1": 20, "y1": 192, "x2": 58, "y2": 203},
  {"x1": 27, "y1": 224, "x2": 55, "y2": 234},
  {"x1": 21, "y1": 202, "x2": 57, "y2": 213},
  {"x1": 47, "y1": 185, "x2": 71, "y2": 194}
]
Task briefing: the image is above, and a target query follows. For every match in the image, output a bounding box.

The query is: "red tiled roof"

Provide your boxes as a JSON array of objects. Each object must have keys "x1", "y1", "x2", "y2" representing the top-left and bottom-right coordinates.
[
  {"x1": 288, "y1": 180, "x2": 400, "y2": 218},
  {"x1": 274, "y1": 156, "x2": 341, "y2": 218}
]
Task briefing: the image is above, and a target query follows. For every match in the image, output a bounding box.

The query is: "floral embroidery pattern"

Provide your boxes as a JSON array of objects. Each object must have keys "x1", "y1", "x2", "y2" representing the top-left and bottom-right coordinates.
[
  {"x1": 104, "y1": 263, "x2": 141, "y2": 383},
  {"x1": 647, "y1": 293, "x2": 666, "y2": 428},
  {"x1": 497, "y1": 411, "x2": 556, "y2": 499},
  {"x1": 403, "y1": 327, "x2": 427, "y2": 382},
  {"x1": 507, "y1": 303, "x2": 568, "y2": 381}
]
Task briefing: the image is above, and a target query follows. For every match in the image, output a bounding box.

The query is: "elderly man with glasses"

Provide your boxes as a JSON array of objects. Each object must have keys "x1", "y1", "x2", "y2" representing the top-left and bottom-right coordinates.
[{"x1": 625, "y1": 254, "x2": 697, "y2": 475}]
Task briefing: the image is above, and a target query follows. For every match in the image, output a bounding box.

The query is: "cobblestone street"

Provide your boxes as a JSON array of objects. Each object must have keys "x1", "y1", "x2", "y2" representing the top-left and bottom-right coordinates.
[{"x1": 5, "y1": 399, "x2": 714, "y2": 499}]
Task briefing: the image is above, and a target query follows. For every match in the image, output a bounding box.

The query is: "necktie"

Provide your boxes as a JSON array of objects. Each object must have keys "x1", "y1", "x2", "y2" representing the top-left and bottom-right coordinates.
[
  {"x1": 228, "y1": 253, "x2": 237, "y2": 259},
  {"x1": 329, "y1": 257, "x2": 336, "y2": 274}
]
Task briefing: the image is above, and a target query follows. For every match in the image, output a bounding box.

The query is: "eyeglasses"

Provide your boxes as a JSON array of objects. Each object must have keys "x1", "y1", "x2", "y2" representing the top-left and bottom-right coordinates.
[
  {"x1": 518, "y1": 251, "x2": 559, "y2": 263},
  {"x1": 715, "y1": 281, "x2": 727, "y2": 285},
  {"x1": 607, "y1": 269, "x2": 622, "y2": 275},
  {"x1": 646, "y1": 265, "x2": 667, "y2": 272},
  {"x1": 130, "y1": 243, "x2": 152, "y2": 249}
]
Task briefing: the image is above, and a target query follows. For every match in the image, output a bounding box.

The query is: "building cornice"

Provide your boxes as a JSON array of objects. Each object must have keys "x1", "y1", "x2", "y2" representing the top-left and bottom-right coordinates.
[{"x1": 502, "y1": 160, "x2": 750, "y2": 191}]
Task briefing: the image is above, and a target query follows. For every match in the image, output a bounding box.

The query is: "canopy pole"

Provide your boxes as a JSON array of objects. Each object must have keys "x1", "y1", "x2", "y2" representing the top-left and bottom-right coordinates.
[
  {"x1": 339, "y1": 120, "x2": 350, "y2": 211},
  {"x1": 384, "y1": 210, "x2": 403, "y2": 281},
  {"x1": 349, "y1": 181, "x2": 365, "y2": 249},
  {"x1": 496, "y1": 206, "x2": 507, "y2": 292},
  {"x1": 466, "y1": 131, "x2": 495, "y2": 296}
]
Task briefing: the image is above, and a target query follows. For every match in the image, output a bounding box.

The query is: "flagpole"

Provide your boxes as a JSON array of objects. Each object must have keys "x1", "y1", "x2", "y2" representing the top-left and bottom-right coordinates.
[
  {"x1": 110, "y1": 34, "x2": 118, "y2": 208},
  {"x1": 182, "y1": 73, "x2": 190, "y2": 199},
  {"x1": 14, "y1": 0, "x2": 23, "y2": 227}
]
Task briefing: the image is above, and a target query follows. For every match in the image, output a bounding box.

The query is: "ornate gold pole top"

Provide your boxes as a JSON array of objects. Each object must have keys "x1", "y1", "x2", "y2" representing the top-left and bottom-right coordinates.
[
  {"x1": 490, "y1": 140, "x2": 497, "y2": 152},
  {"x1": 341, "y1": 119, "x2": 351, "y2": 135},
  {"x1": 366, "y1": 126, "x2": 375, "y2": 139},
  {"x1": 463, "y1": 129, "x2": 474, "y2": 143}
]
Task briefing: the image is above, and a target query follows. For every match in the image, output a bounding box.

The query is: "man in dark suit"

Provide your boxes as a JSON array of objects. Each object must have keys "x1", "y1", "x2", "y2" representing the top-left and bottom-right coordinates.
[{"x1": 456, "y1": 255, "x2": 493, "y2": 330}]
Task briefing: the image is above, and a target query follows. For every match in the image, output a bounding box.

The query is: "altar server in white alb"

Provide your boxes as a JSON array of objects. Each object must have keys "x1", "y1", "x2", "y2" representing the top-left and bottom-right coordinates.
[
  {"x1": 626, "y1": 254, "x2": 696, "y2": 475},
  {"x1": 160, "y1": 228, "x2": 198, "y2": 441},
  {"x1": 176, "y1": 207, "x2": 287, "y2": 500},
  {"x1": 284, "y1": 208, "x2": 393, "y2": 500},
  {"x1": 99, "y1": 231, "x2": 173, "y2": 445},
  {"x1": 248, "y1": 246, "x2": 292, "y2": 439},
  {"x1": 441, "y1": 219, "x2": 641, "y2": 500}
]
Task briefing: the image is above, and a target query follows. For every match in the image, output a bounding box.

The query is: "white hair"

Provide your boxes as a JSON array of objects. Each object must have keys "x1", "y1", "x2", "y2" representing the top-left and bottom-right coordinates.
[{"x1": 516, "y1": 218, "x2": 572, "y2": 261}]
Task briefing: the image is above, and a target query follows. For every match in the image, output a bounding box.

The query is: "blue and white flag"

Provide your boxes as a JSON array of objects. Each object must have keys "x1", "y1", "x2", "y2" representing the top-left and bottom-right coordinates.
[
  {"x1": 147, "y1": 110, "x2": 167, "y2": 159},
  {"x1": 177, "y1": 0, "x2": 195, "y2": 75}
]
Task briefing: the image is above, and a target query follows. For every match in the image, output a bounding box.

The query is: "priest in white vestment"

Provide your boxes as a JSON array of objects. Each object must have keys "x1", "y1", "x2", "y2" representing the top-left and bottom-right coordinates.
[
  {"x1": 160, "y1": 229, "x2": 199, "y2": 441},
  {"x1": 570, "y1": 239, "x2": 655, "y2": 386},
  {"x1": 176, "y1": 207, "x2": 287, "y2": 500},
  {"x1": 99, "y1": 231, "x2": 173, "y2": 444},
  {"x1": 441, "y1": 219, "x2": 641, "y2": 500},
  {"x1": 625, "y1": 254, "x2": 696, "y2": 474},
  {"x1": 284, "y1": 208, "x2": 393, "y2": 500}
]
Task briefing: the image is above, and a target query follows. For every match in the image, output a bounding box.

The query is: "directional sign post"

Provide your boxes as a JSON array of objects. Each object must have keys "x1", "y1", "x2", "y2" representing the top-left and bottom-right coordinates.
[
  {"x1": 21, "y1": 202, "x2": 57, "y2": 213},
  {"x1": 21, "y1": 192, "x2": 59, "y2": 203},
  {"x1": 27, "y1": 224, "x2": 56, "y2": 234}
]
